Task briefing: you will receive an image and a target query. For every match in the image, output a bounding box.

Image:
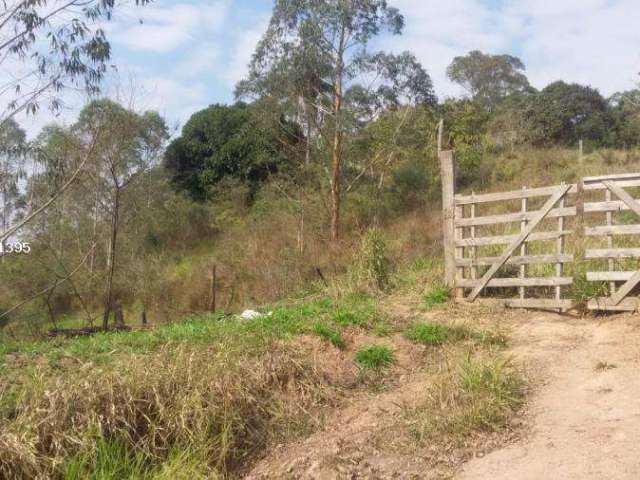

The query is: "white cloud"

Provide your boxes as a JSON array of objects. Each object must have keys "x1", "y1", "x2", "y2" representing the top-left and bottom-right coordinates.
[
  {"x1": 385, "y1": 0, "x2": 640, "y2": 98},
  {"x1": 109, "y1": 1, "x2": 230, "y2": 53}
]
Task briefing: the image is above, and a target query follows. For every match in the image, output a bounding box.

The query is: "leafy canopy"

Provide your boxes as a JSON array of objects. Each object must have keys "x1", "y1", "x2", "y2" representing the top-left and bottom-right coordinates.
[
  {"x1": 164, "y1": 102, "x2": 299, "y2": 201},
  {"x1": 447, "y1": 50, "x2": 531, "y2": 110}
]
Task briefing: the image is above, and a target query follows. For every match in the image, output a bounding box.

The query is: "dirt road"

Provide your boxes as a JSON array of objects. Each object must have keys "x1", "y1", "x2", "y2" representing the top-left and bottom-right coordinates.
[
  {"x1": 460, "y1": 312, "x2": 640, "y2": 480},
  {"x1": 245, "y1": 303, "x2": 640, "y2": 479}
]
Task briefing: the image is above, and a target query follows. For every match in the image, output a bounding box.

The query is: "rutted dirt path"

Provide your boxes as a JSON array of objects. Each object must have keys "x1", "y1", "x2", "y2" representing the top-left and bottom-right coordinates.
[{"x1": 460, "y1": 312, "x2": 640, "y2": 480}]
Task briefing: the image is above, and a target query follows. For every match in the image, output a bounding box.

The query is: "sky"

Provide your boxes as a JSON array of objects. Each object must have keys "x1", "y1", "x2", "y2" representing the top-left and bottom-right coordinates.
[{"x1": 11, "y1": 0, "x2": 640, "y2": 136}]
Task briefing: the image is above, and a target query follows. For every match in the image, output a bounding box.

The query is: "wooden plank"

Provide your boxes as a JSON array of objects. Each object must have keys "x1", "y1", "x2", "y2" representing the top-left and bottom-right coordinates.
[
  {"x1": 606, "y1": 189, "x2": 615, "y2": 295},
  {"x1": 585, "y1": 224, "x2": 640, "y2": 236},
  {"x1": 455, "y1": 206, "x2": 576, "y2": 227},
  {"x1": 467, "y1": 185, "x2": 572, "y2": 301},
  {"x1": 456, "y1": 254, "x2": 573, "y2": 267},
  {"x1": 609, "y1": 270, "x2": 640, "y2": 306},
  {"x1": 506, "y1": 299, "x2": 574, "y2": 310},
  {"x1": 584, "y1": 179, "x2": 640, "y2": 191},
  {"x1": 470, "y1": 201, "x2": 477, "y2": 281},
  {"x1": 556, "y1": 196, "x2": 566, "y2": 304},
  {"x1": 584, "y1": 200, "x2": 631, "y2": 213},
  {"x1": 455, "y1": 231, "x2": 571, "y2": 247},
  {"x1": 586, "y1": 248, "x2": 640, "y2": 259},
  {"x1": 603, "y1": 180, "x2": 640, "y2": 218},
  {"x1": 588, "y1": 297, "x2": 639, "y2": 312},
  {"x1": 520, "y1": 190, "x2": 528, "y2": 301},
  {"x1": 455, "y1": 184, "x2": 577, "y2": 205},
  {"x1": 455, "y1": 204, "x2": 465, "y2": 299},
  {"x1": 459, "y1": 277, "x2": 573, "y2": 288},
  {"x1": 583, "y1": 172, "x2": 640, "y2": 183},
  {"x1": 440, "y1": 150, "x2": 456, "y2": 288},
  {"x1": 587, "y1": 271, "x2": 636, "y2": 282}
]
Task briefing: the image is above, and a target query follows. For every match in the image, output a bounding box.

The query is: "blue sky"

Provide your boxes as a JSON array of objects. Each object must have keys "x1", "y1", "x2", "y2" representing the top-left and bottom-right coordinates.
[{"x1": 12, "y1": 0, "x2": 640, "y2": 136}]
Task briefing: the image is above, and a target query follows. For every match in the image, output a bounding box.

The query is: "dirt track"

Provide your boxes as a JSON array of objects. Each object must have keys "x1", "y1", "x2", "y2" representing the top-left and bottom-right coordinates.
[
  {"x1": 460, "y1": 312, "x2": 640, "y2": 480},
  {"x1": 245, "y1": 304, "x2": 640, "y2": 479}
]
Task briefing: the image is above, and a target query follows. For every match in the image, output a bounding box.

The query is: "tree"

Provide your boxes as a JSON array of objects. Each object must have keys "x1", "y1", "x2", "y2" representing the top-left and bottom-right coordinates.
[
  {"x1": 74, "y1": 99, "x2": 168, "y2": 328},
  {"x1": 0, "y1": 0, "x2": 151, "y2": 126},
  {"x1": 524, "y1": 81, "x2": 610, "y2": 146},
  {"x1": 0, "y1": 120, "x2": 26, "y2": 238},
  {"x1": 447, "y1": 50, "x2": 531, "y2": 111},
  {"x1": 164, "y1": 102, "x2": 299, "y2": 201},
  {"x1": 609, "y1": 90, "x2": 640, "y2": 148},
  {"x1": 239, "y1": 0, "x2": 435, "y2": 241}
]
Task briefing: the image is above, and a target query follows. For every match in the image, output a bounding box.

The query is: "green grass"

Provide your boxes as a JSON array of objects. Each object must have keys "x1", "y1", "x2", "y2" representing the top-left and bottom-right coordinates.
[
  {"x1": 63, "y1": 438, "x2": 149, "y2": 480},
  {"x1": 423, "y1": 284, "x2": 450, "y2": 309},
  {"x1": 313, "y1": 323, "x2": 346, "y2": 349},
  {"x1": 405, "y1": 323, "x2": 468, "y2": 345},
  {"x1": 0, "y1": 294, "x2": 385, "y2": 367},
  {"x1": 355, "y1": 345, "x2": 395, "y2": 370},
  {"x1": 405, "y1": 322, "x2": 507, "y2": 348}
]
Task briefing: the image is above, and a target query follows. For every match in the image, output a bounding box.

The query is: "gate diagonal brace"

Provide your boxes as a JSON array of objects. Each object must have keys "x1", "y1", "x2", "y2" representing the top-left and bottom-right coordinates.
[{"x1": 602, "y1": 181, "x2": 640, "y2": 305}]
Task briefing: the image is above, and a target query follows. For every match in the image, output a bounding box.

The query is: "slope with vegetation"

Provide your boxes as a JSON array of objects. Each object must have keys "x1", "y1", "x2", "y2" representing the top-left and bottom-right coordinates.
[{"x1": 2, "y1": 0, "x2": 640, "y2": 477}]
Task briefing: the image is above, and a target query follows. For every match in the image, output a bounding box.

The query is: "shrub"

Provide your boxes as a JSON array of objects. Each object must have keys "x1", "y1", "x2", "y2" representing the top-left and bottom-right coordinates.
[{"x1": 353, "y1": 228, "x2": 391, "y2": 293}]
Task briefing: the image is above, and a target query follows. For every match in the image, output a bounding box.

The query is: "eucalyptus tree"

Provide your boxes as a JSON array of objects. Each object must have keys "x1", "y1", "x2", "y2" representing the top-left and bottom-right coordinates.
[
  {"x1": 0, "y1": 119, "x2": 26, "y2": 237},
  {"x1": 74, "y1": 99, "x2": 168, "y2": 328},
  {"x1": 238, "y1": 0, "x2": 435, "y2": 241},
  {"x1": 0, "y1": 0, "x2": 151, "y2": 126}
]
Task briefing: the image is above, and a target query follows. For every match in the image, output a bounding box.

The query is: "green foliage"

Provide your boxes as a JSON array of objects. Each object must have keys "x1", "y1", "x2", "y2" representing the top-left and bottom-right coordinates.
[
  {"x1": 423, "y1": 284, "x2": 450, "y2": 309},
  {"x1": 164, "y1": 102, "x2": 298, "y2": 201},
  {"x1": 447, "y1": 50, "x2": 531, "y2": 110},
  {"x1": 355, "y1": 345, "x2": 394, "y2": 370},
  {"x1": 313, "y1": 323, "x2": 346, "y2": 349}
]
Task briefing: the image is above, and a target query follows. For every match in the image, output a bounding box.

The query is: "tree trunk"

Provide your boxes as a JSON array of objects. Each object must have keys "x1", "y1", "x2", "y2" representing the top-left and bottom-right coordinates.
[
  {"x1": 330, "y1": 27, "x2": 346, "y2": 243},
  {"x1": 102, "y1": 187, "x2": 120, "y2": 329}
]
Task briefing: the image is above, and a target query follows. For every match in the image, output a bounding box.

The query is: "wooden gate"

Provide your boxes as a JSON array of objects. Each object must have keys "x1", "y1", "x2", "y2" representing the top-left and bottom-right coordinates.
[
  {"x1": 440, "y1": 150, "x2": 640, "y2": 312},
  {"x1": 583, "y1": 173, "x2": 640, "y2": 312},
  {"x1": 451, "y1": 182, "x2": 577, "y2": 310}
]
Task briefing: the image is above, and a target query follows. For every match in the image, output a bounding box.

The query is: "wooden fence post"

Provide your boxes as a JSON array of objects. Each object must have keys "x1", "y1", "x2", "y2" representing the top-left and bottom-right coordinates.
[
  {"x1": 209, "y1": 264, "x2": 217, "y2": 313},
  {"x1": 440, "y1": 149, "x2": 456, "y2": 291}
]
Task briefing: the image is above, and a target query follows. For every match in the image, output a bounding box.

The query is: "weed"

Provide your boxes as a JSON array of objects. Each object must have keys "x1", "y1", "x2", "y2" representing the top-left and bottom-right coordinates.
[
  {"x1": 595, "y1": 361, "x2": 617, "y2": 371},
  {"x1": 355, "y1": 345, "x2": 395, "y2": 370},
  {"x1": 423, "y1": 284, "x2": 450, "y2": 309},
  {"x1": 313, "y1": 323, "x2": 346, "y2": 349}
]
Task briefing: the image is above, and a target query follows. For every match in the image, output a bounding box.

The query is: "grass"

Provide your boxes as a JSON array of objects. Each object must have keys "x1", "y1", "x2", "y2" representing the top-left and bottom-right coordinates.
[
  {"x1": 0, "y1": 294, "x2": 384, "y2": 366},
  {"x1": 355, "y1": 345, "x2": 395, "y2": 370},
  {"x1": 0, "y1": 292, "x2": 392, "y2": 479},
  {"x1": 405, "y1": 323, "x2": 468, "y2": 345},
  {"x1": 423, "y1": 284, "x2": 450, "y2": 309},
  {"x1": 313, "y1": 323, "x2": 346, "y2": 349},
  {"x1": 411, "y1": 353, "x2": 524, "y2": 442},
  {"x1": 405, "y1": 322, "x2": 508, "y2": 348}
]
